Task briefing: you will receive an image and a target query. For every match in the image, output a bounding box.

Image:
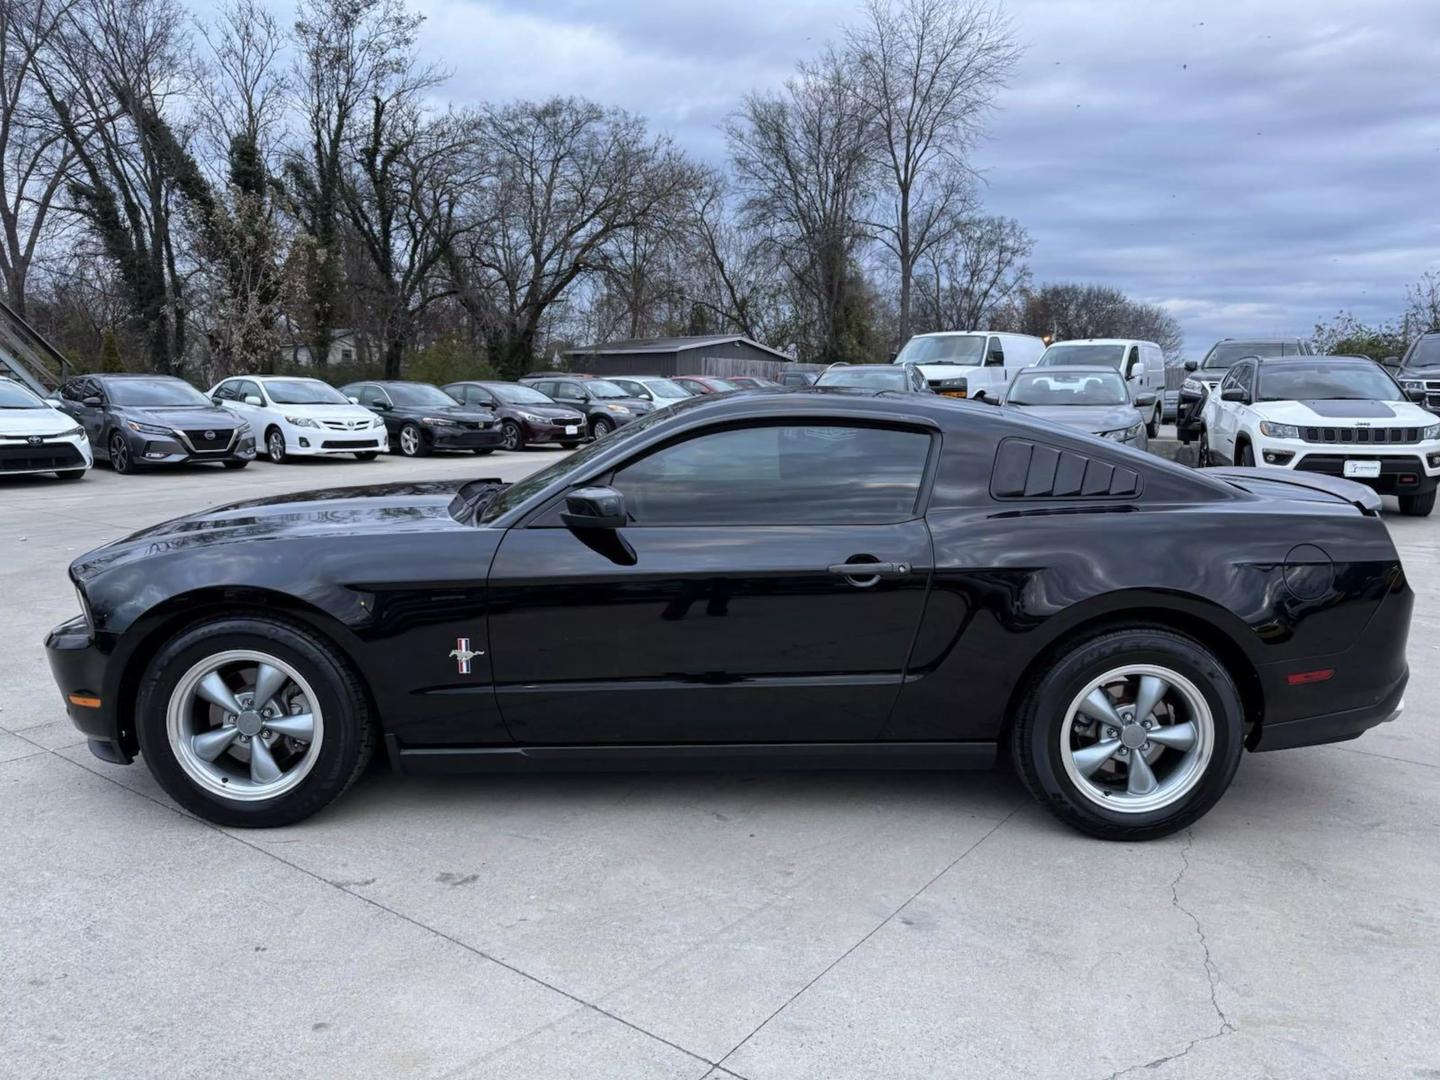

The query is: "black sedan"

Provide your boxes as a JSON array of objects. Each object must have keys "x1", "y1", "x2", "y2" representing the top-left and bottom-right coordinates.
[
  {"x1": 339, "y1": 380, "x2": 504, "y2": 457},
  {"x1": 442, "y1": 380, "x2": 587, "y2": 450},
  {"x1": 1000, "y1": 366, "x2": 1155, "y2": 451},
  {"x1": 54, "y1": 374, "x2": 256, "y2": 473},
  {"x1": 45, "y1": 390, "x2": 1410, "y2": 839}
]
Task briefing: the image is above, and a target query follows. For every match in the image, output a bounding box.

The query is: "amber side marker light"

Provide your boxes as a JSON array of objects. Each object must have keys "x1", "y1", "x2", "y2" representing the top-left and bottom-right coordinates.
[
  {"x1": 1286, "y1": 669, "x2": 1335, "y2": 686},
  {"x1": 67, "y1": 694, "x2": 102, "y2": 709}
]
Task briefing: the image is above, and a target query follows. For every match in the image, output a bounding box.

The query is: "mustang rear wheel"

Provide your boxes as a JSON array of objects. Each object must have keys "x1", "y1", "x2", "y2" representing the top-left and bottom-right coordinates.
[
  {"x1": 136, "y1": 616, "x2": 375, "y2": 827},
  {"x1": 1011, "y1": 628, "x2": 1244, "y2": 840}
]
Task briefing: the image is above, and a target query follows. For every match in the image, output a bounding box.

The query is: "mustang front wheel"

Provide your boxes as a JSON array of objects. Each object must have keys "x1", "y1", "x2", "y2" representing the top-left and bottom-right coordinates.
[
  {"x1": 1011, "y1": 628, "x2": 1244, "y2": 840},
  {"x1": 136, "y1": 617, "x2": 376, "y2": 826}
]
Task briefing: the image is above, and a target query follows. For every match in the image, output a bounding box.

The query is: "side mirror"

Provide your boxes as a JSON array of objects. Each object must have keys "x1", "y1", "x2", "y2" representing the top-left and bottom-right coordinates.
[
  {"x1": 561, "y1": 486, "x2": 627, "y2": 530},
  {"x1": 1406, "y1": 387, "x2": 1426, "y2": 403},
  {"x1": 1221, "y1": 387, "x2": 1248, "y2": 402},
  {"x1": 243, "y1": 394, "x2": 263, "y2": 406},
  {"x1": 82, "y1": 396, "x2": 102, "y2": 407},
  {"x1": 211, "y1": 395, "x2": 224, "y2": 405},
  {"x1": 347, "y1": 396, "x2": 360, "y2": 404},
  {"x1": 373, "y1": 400, "x2": 391, "y2": 411},
  {"x1": 1383, "y1": 356, "x2": 1401, "y2": 368},
  {"x1": 888, "y1": 350, "x2": 899, "y2": 362},
  {"x1": 1134, "y1": 392, "x2": 1157, "y2": 407},
  {"x1": 1184, "y1": 359, "x2": 1198, "y2": 372}
]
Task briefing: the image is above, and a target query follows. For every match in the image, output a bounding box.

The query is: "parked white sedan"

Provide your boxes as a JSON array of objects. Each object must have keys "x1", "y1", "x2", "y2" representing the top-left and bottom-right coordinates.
[
  {"x1": 208, "y1": 376, "x2": 388, "y2": 463},
  {"x1": 0, "y1": 376, "x2": 92, "y2": 480},
  {"x1": 1201, "y1": 354, "x2": 1440, "y2": 516}
]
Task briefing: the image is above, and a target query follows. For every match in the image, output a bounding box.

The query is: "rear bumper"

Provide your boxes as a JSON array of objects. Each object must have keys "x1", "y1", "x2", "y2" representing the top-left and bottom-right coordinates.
[
  {"x1": 1254, "y1": 668, "x2": 1406, "y2": 751},
  {"x1": 44, "y1": 615, "x2": 131, "y2": 764}
]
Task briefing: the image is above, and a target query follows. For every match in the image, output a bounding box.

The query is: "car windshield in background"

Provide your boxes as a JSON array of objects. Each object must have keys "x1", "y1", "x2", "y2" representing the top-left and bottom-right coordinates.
[
  {"x1": 0, "y1": 381, "x2": 45, "y2": 408},
  {"x1": 387, "y1": 384, "x2": 460, "y2": 407},
  {"x1": 1407, "y1": 336, "x2": 1440, "y2": 368},
  {"x1": 640, "y1": 378, "x2": 690, "y2": 397},
  {"x1": 894, "y1": 335, "x2": 985, "y2": 365},
  {"x1": 265, "y1": 379, "x2": 351, "y2": 405},
  {"x1": 817, "y1": 368, "x2": 908, "y2": 391},
  {"x1": 702, "y1": 378, "x2": 739, "y2": 391},
  {"x1": 1008, "y1": 371, "x2": 1128, "y2": 406},
  {"x1": 1039, "y1": 345, "x2": 1125, "y2": 369},
  {"x1": 490, "y1": 383, "x2": 556, "y2": 404},
  {"x1": 586, "y1": 380, "x2": 633, "y2": 399},
  {"x1": 1204, "y1": 342, "x2": 1289, "y2": 369},
  {"x1": 1259, "y1": 362, "x2": 1401, "y2": 402},
  {"x1": 107, "y1": 379, "x2": 211, "y2": 407}
]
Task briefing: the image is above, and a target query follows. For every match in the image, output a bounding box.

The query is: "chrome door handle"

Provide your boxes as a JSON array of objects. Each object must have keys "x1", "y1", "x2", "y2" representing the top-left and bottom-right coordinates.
[{"x1": 827, "y1": 561, "x2": 911, "y2": 585}]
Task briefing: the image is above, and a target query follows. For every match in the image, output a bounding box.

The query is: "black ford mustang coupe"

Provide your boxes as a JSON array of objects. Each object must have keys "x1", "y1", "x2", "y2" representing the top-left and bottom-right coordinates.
[{"x1": 45, "y1": 390, "x2": 1411, "y2": 839}]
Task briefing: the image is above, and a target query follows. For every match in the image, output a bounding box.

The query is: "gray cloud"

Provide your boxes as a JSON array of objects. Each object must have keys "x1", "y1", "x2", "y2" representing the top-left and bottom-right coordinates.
[{"x1": 408, "y1": 0, "x2": 1440, "y2": 355}]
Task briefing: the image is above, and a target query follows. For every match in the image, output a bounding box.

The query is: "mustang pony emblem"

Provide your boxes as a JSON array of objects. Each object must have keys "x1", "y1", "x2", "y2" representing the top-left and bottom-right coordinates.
[{"x1": 449, "y1": 638, "x2": 484, "y2": 674}]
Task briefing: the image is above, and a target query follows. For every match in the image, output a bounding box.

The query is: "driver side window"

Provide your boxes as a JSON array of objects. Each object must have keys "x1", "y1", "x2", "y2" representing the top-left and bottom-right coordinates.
[
  {"x1": 358, "y1": 385, "x2": 386, "y2": 407},
  {"x1": 986, "y1": 337, "x2": 1005, "y2": 367}
]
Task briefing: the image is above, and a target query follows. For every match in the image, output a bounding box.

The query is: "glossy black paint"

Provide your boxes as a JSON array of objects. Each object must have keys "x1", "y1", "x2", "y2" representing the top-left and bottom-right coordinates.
[
  {"x1": 55, "y1": 374, "x2": 256, "y2": 469},
  {"x1": 46, "y1": 390, "x2": 1411, "y2": 770},
  {"x1": 339, "y1": 380, "x2": 503, "y2": 451},
  {"x1": 442, "y1": 380, "x2": 587, "y2": 447}
]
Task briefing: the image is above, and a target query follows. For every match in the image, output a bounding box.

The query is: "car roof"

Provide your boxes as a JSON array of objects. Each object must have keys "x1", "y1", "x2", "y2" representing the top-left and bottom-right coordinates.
[
  {"x1": 1212, "y1": 337, "x2": 1306, "y2": 345},
  {"x1": 822, "y1": 364, "x2": 910, "y2": 372},
  {"x1": 1254, "y1": 354, "x2": 1374, "y2": 365},
  {"x1": 1045, "y1": 338, "x2": 1156, "y2": 347},
  {"x1": 1017, "y1": 364, "x2": 1123, "y2": 375}
]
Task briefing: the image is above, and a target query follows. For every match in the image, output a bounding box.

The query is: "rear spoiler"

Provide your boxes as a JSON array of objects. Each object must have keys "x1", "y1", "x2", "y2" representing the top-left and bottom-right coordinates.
[{"x1": 1207, "y1": 467, "x2": 1382, "y2": 515}]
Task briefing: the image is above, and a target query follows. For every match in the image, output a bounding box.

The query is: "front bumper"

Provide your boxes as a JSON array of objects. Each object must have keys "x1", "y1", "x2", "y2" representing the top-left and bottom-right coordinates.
[
  {"x1": 288, "y1": 429, "x2": 388, "y2": 455},
  {"x1": 44, "y1": 615, "x2": 131, "y2": 764},
  {"x1": 127, "y1": 428, "x2": 257, "y2": 466},
  {"x1": 430, "y1": 424, "x2": 505, "y2": 449},
  {"x1": 521, "y1": 418, "x2": 586, "y2": 442},
  {"x1": 0, "y1": 433, "x2": 92, "y2": 475},
  {"x1": 1256, "y1": 441, "x2": 1440, "y2": 495}
]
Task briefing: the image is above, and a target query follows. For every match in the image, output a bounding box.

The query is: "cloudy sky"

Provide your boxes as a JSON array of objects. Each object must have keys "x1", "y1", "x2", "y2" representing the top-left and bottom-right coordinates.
[{"x1": 405, "y1": 0, "x2": 1440, "y2": 357}]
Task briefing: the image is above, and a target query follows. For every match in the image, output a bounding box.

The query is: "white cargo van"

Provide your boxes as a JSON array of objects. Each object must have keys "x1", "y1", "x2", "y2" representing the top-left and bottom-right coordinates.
[
  {"x1": 891, "y1": 331, "x2": 1047, "y2": 401},
  {"x1": 1034, "y1": 339, "x2": 1167, "y2": 436}
]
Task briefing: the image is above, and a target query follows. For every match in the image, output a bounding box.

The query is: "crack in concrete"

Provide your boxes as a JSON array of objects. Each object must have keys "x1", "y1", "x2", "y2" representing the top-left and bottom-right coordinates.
[{"x1": 1100, "y1": 829, "x2": 1235, "y2": 1080}]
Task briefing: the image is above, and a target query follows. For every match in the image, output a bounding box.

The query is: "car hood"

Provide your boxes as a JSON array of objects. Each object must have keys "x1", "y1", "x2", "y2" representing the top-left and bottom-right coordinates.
[
  {"x1": 271, "y1": 402, "x2": 379, "y2": 423},
  {"x1": 509, "y1": 402, "x2": 584, "y2": 419},
  {"x1": 0, "y1": 406, "x2": 80, "y2": 436},
  {"x1": 1252, "y1": 400, "x2": 1436, "y2": 425},
  {"x1": 1006, "y1": 403, "x2": 1140, "y2": 433},
  {"x1": 116, "y1": 404, "x2": 242, "y2": 429},
  {"x1": 912, "y1": 363, "x2": 984, "y2": 383},
  {"x1": 70, "y1": 480, "x2": 489, "y2": 583},
  {"x1": 391, "y1": 404, "x2": 495, "y2": 422}
]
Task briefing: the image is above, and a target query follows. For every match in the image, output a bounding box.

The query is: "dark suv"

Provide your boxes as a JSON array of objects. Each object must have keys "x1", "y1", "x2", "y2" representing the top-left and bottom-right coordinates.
[
  {"x1": 1390, "y1": 330, "x2": 1440, "y2": 414},
  {"x1": 339, "y1": 380, "x2": 504, "y2": 457},
  {"x1": 1177, "y1": 337, "x2": 1313, "y2": 442},
  {"x1": 519, "y1": 376, "x2": 654, "y2": 438},
  {"x1": 443, "y1": 380, "x2": 588, "y2": 450},
  {"x1": 55, "y1": 374, "x2": 256, "y2": 474}
]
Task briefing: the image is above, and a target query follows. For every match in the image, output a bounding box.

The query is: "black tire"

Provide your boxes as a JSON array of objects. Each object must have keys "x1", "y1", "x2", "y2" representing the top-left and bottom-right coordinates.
[
  {"x1": 1237, "y1": 441, "x2": 1255, "y2": 467},
  {"x1": 354, "y1": 451, "x2": 379, "y2": 461},
  {"x1": 1399, "y1": 489, "x2": 1436, "y2": 517},
  {"x1": 499, "y1": 419, "x2": 524, "y2": 452},
  {"x1": 398, "y1": 422, "x2": 430, "y2": 457},
  {"x1": 222, "y1": 459, "x2": 250, "y2": 470},
  {"x1": 108, "y1": 432, "x2": 134, "y2": 474},
  {"x1": 265, "y1": 427, "x2": 288, "y2": 464},
  {"x1": 1197, "y1": 430, "x2": 1211, "y2": 468},
  {"x1": 55, "y1": 468, "x2": 87, "y2": 480},
  {"x1": 1146, "y1": 406, "x2": 1160, "y2": 439},
  {"x1": 472, "y1": 448, "x2": 494, "y2": 456},
  {"x1": 1010, "y1": 627, "x2": 1245, "y2": 841},
  {"x1": 135, "y1": 616, "x2": 377, "y2": 827},
  {"x1": 591, "y1": 416, "x2": 614, "y2": 439}
]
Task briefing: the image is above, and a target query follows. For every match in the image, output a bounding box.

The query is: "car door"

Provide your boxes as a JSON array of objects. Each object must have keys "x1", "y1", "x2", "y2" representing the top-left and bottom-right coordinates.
[
  {"x1": 1209, "y1": 364, "x2": 1248, "y2": 462},
  {"x1": 64, "y1": 377, "x2": 108, "y2": 446},
  {"x1": 979, "y1": 336, "x2": 1008, "y2": 397},
  {"x1": 486, "y1": 419, "x2": 938, "y2": 745}
]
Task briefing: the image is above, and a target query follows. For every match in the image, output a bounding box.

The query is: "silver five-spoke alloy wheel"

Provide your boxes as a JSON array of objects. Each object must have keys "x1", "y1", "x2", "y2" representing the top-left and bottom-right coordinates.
[
  {"x1": 399, "y1": 425, "x2": 421, "y2": 456},
  {"x1": 167, "y1": 649, "x2": 324, "y2": 802},
  {"x1": 1059, "y1": 664, "x2": 1214, "y2": 814}
]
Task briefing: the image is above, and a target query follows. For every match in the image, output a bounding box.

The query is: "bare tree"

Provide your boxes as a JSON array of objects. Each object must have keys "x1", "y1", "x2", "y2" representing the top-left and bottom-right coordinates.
[
  {"x1": 1019, "y1": 282, "x2": 1183, "y2": 358},
  {"x1": 913, "y1": 213, "x2": 1030, "y2": 332},
  {"x1": 845, "y1": 0, "x2": 1020, "y2": 343},
  {"x1": 0, "y1": 0, "x2": 78, "y2": 317},
  {"x1": 727, "y1": 58, "x2": 878, "y2": 363}
]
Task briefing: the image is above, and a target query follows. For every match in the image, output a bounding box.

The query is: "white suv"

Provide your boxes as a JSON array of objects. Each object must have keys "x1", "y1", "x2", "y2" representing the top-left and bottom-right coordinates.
[
  {"x1": 1201, "y1": 355, "x2": 1440, "y2": 516},
  {"x1": 209, "y1": 376, "x2": 388, "y2": 463}
]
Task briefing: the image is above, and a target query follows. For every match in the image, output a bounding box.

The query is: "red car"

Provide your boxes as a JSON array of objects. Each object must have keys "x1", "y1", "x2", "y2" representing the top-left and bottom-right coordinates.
[{"x1": 674, "y1": 375, "x2": 741, "y2": 395}]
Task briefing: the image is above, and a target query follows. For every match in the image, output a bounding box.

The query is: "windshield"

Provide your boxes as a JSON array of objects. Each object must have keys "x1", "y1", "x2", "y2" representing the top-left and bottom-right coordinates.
[
  {"x1": 477, "y1": 401, "x2": 687, "y2": 523},
  {"x1": 490, "y1": 383, "x2": 556, "y2": 405},
  {"x1": 264, "y1": 379, "x2": 350, "y2": 405},
  {"x1": 1203, "y1": 341, "x2": 1290, "y2": 370},
  {"x1": 639, "y1": 378, "x2": 690, "y2": 397},
  {"x1": 0, "y1": 381, "x2": 46, "y2": 408},
  {"x1": 1405, "y1": 335, "x2": 1440, "y2": 369},
  {"x1": 586, "y1": 380, "x2": 632, "y2": 399},
  {"x1": 1038, "y1": 344, "x2": 1125, "y2": 369},
  {"x1": 386, "y1": 383, "x2": 461, "y2": 407},
  {"x1": 894, "y1": 334, "x2": 985, "y2": 366},
  {"x1": 817, "y1": 368, "x2": 908, "y2": 391},
  {"x1": 108, "y1": 378, "x2": 211, "y2": 407},
  {"x1": 1008, "y1": 370, "x2": 1128, "y2": 405},
  {"x1": 1259, "y1": 362, "x2": 1402, "y2": 402}
]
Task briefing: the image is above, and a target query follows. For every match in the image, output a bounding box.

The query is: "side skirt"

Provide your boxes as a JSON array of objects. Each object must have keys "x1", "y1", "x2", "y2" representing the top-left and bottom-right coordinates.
[{"x1": 395, "y1": 741, "x2": 998, "y2": 775}]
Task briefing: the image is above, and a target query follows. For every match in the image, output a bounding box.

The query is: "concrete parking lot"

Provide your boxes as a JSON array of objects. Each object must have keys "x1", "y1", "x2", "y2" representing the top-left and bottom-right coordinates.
[{"x1": 3, "y1": 441, "x2": 1438, "y2": 1079}]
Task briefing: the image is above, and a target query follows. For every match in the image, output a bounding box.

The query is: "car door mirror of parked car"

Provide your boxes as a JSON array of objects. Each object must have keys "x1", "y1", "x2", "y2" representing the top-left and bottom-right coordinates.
[
  {"x1": 561, "y1": 486, "x2": 628, "y2": 529},
  {"x1": 82, "y1": 396, "x2": 102, "y2": 407},
  {"x1": 1383, "y1": 356, "x2": 1401, "y2": 367},
  {"x1": 1221, "y1": 387, "x2": 1248, "y2": 403},
  {"x1": 1134, "y1": 392, "x2": 1157, "y2": 407},
  {"x1": 347, "y1": 396, "x2": 360, "y2": 404},
  {"x1": 243, "y1": 394, "x2": 263, "y2": 406},
  {"x1": 372, "y1": 400, "x2": 391, "y2": 411},
  {"x1": 1183, "y1": 359, "x2": 1198, "y2": 372},
  {"x1": 1405, "y1": 387, "x2": 1426, "y2": 403}
]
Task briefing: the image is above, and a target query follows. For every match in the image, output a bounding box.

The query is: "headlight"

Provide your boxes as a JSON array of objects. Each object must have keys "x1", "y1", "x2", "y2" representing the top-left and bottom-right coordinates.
[
  {"x1": 285, "y1": 415, "x2": 321, "y2": 428},
  {"x1": 1424, "y1": 424, "x2": 1440, "y2": 440},
  {"x1": 1402, "y1": 380, "x2": 1424, "y2": 391},
  {"x1": 605, "y1": 404, "x2": 631, "y2": 414},
  {"x1": 421, "y1": 416, "x2": 459, "y2": 426},
  {"x1": 1102, "y1": 423, "x2": 1143, "y2": 443},
  {"x1": 517, "y1": 411, "x2": 546, "y2": 423},
  {"x1": 1182, "y1": 378, "x2": 1203, "y2": 393},
  {"x1": 235, "y1": 421, "x2": 252, "y2": 436},
  {"x1": 369, "y1": 416, "x2": 385, "y2": 428},
  {"x1": 1259, "y1": 421, "x2": 1300, "y2": 439},
  {"x1": 55, "y1": 425, "x2": 85, "y2": 439},
  {"x1": 935, "y1": 378, "x2": 967, "y2": 390},
  {"x1": 125, "y1": 419, "x2": 172, "y2": 436}
]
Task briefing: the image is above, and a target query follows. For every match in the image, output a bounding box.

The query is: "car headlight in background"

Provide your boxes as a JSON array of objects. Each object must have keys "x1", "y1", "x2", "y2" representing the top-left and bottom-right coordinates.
[
  {"x1": 285, "y1": 416, "x2": 321, "y2": 428},
  {"x1": 55, "y1": 425, "x2": 85, "y2": 439},
  {"x1": 369, "y1": 416, "x2": 386, "y2": 428},
  {"x1": 1182, "y1": 378, "x2": 1203, "y2": 394},
  {"x1": 517, "y1": 411, "x2": 547, "y2": 423},
  {"x1": 604, "y1": 404, "x2": 631, "y2": 414},
  {"x1": 1102, "y1": 423, "x2": 1144, "y2": 443},
  {"x1": 1424, "y1": 423, "x2": 1440, "y2": 440},
  {"x1": 421, "y1": 416, "x2": 459, "y2": 426},
  {"x1": 1259, "y1": 421, "x2": 1301, "y2": 439},
  {"x1": 1402, "y1": 380, "x2": 1424, "y2": 392},
  {"x1": 125, "y1": 420, "x2": 172, "y2": 436},
  {"x1": 935, "y1": 378, "x2": 967, "y2": 396}
]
